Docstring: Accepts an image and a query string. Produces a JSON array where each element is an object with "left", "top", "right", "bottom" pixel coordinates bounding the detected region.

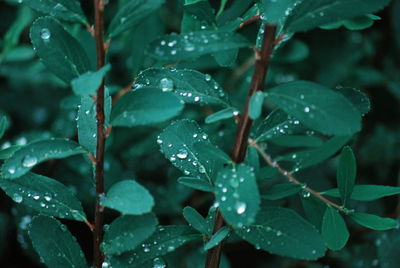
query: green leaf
[
  {"left": 336, "top": 87, "right": 371, "bottom": 116},
  {"left": 268, "top": 135, "right": 324, "bottom": 148},
  {"left": 260, "top": 0, "right": 295, "bottom": 23},
  {"left": 110, "top": 88, "right": 184, "bottom": 127},
  {"left": 337, "top": 146, "right": 356, "bottom": 206},
  {"left": 350, "top": 212, "right": 398, "bottom": 231},
  {"left": 28, "top": 216, "right": 88, "bottom": 268},
  {"left": 236, "top": 206, "right": 326, "bottom": 260},
  {"left": 23, "top": 0, "right": 87, "bottom": 24},
  {"left": 266, "top": 81, "right": 361, "bottom": 135},
  {"left": 204, "top": 226, "right": 230, "bottom": 250},
  {"left": 0, "top": 116, "right": 8, "bottom": 140},
  {"left": 205, "top": 108, "right": 238, "bottom": 124},
  {"left": 193, "top": 142, "right": 232, "bottom": 165},
  {"left": 107, "top": 225, "right": 202, "bottom": 267},
  {"left": 102, "top": 213, "right": 158, "bottom": 255},
  {"left": 71, "top": 64, "right": 110, "bottom": 97},
  {"left": 321, "top": 206, "right": 349, "bottom": 250},
  {"left": 183, "top": 206, "right": 209, "bottom": 235},
  {"left": 262, "top": 183, "right": 302, "bottom": 200},
  {"left": 135, "top": 68, "right": 230, "bottom": 106},
  {"left": 101, "top": 180, "right": 154, "bottom": 215},
  {"left": 301, "top": 195, "right": 327, "bottom": 230},
  {"left": 1, "top": 138, "right": 86, "bottom": 179},
  {"left": 158, "top": 119, "right": 225, "bottom": 182},
  {"left": 323, "top": 185, "right": 400, "bottom": 201},
  {"left": 249, "top": 92, "right": 265, "bottom": 120},
  {"left": 257, "top": 166, "right": 278, "bottom": 180},
  {"left": 215, "top": 164, "right": 260, "bottom": 228},
  {"left": 213, "top": 49, "right": 239, "bottom": 67},
  {"left": 285, "top": 0, "right": 392, "bottom": 33},
  {"left": 278, "top": 136, "right": 351, "bottom": 171},
  {"left": 107, "top": 0, "right": 165, "bottom": 39},
  {"left": 177, "top": 177, "right": 214, "bottom": 192},
  {"left": 0, "top": 145, "right": 21, "bottom": 160},
  {"left": 77, "top": 97, "right": 97, "bottom": 155},
  {"left": 148, "top": 30, "right": 251, "bottom": 61},
  {"left": 0, "top": 173, "right": 87, "bottom": 221},
  {"left": 30, "top": 17, "right": 91, "bottom": 83}
]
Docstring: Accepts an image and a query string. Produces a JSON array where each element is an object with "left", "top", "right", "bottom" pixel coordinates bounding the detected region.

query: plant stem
[
  {"left": 93, "top": 0, "right": 106, "bottom": 267},
  {"left": 249, "top": 139, "right": 344, "bottom": 211},
  {"left": 205, "top": 24, "right": 277, "bottom": 268}
]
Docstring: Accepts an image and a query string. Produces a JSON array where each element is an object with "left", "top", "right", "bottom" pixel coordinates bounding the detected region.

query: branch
[
  {"left": 93, "top": 0, "right": 106, "bottom": 267},
  {"left": 205, "top": 24, "right": 277, "bottom": 268},
  {"left": 248, "top": 138, "right": 344, "bottom": 211}
]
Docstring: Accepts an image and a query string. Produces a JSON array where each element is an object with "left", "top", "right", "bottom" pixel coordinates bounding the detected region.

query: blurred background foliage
[{"left": 1, "top": 0, "right": 400, "bottom": 267}]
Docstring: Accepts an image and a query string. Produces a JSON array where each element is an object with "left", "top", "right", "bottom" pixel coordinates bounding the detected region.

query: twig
[
  {"left": 237, "top": 15, "right": 261, "bottom": 31},
  {"left": 93, "top": 0, "right": 107, "bottom": 267},
  {"left": 248, "top": 138, "right": 344, "bottom": 211},
  {"left": 205, "top": 24, "right": 277, "bottom": 268}
]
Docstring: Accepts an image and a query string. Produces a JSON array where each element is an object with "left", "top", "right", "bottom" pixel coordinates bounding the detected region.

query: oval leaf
[
  {"left": 337, "top": 146, "right": 356, "bottom": 206},
  {"left": 350, "top": 212, "right": 398, "bottom": 231},
  {"left": 323, "top": 185, "right": 400, "bottom": 201},
  {"left": 249, "top": 91, "right": 265, "bottom": 120},
  {"left": 183, "top": 206, "right": 209, "bottom": 235},
  {"left": 204, "top": 226, "right": 230, "bottom": 250},
  {"left": 1, "top": 138, "right": 86, "bottom": 179},
  {"left": 321, "top": 206, "right": 349, "bottom": 250}
]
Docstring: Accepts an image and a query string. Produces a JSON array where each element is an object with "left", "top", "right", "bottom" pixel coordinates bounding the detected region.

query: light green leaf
[
  {"left": 215, "top": 164, "right": 260, "bottom": 228},
  {"left": 262, "top": 183, "right": 302, "bottom": 200},
  {"left": 30, "top": 17, "right": 91, "bottom": 83},
  {"left": 205, "top": 108, "right": 237, "bottom": 124},
  {"left": 101, "top": 180, "right": 154, "bottom": 215},
  {"left": 102, "top": 213, "right": 158, "bottom": 255},
  {"left": 268, "top": 135, "right": 323, "bottom": 148},
  {"left": 77, "top": 97, "right": 96, "bottom": 155},
  {"left": 350, "top": 212, "right": 398, "bottom": 231},
  {"left": 110, "top": 88, "right": 184, "bottom": 127},
  {"left": 158, "top": 120, "right": 225, "bottom": 182},
  {"left": 260, "top": 0, "right": 295, "bottom": 23},
  {"left": 323, "top": 185, "right": 400, "bottom": 201},
  {"left": 1, "top": 138, "right": 86, "bottom": 179},
  {"left": 148, "top": 30, "right": 251, "bottom": 61},
  {"left": 0, "top": 173, "right": 87, "bottom": 221},
  {"left": 285, "top": 0, "right": 392, "bottom": 33},
  {"left": 71, "top": 64, "right": 110, "bottom": 97},
  {"left": 321, "top": 206, "right": 349, "bottom": 250},
  {"left": 266, "top": 81, "right": 361, "bottom": 135},
  {"left": 107, "top": 0, "right": 165, "bottom": 39},
  {"left": 204, "top": 226, "right": 230, "bottom": 250},
  {"left": 23, "top": 0, "right": 87, "bottom": 24},
  {"left": 183, "top": 206, "right": 209, "bottom": 235},
  {"left": 135, "top": 68, "right": 230, "bottom": 106},
  {"left": 177, "top": 177, "right": 214, "bottom": 192},
  {"left": 107, "top": 225, "right": 202, "bottom": 267},
  {"left": 236, "top": 206, "right": 326, "bottom": 260},
  {"left": 337, "top": 146, "right": 356, "bottom": 206},
  {"left": 249, "top": 92, "right": 265, "bottom": 120},
  {"left": 28, "top": 216, "right": 88, "bottom": 268}
]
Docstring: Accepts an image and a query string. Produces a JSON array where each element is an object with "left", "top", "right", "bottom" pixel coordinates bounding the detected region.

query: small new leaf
[
  {"left": 337, "top": 146, "right": 357, "bottom": 206},
  {"left": 183, "top": 206, "right": 209, "bottom": 235},
  {"left": 204, "top": 226, "right": 230, "bottom": 250}
]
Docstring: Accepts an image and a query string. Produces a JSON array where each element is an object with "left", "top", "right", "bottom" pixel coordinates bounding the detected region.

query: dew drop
[
  {"left": 301, "top": 190, "right": 311, "bottom": 198},
  {"left": 22, "top": 155, "right": 38, "bottom": 168},
  {"left": 8, "top": 166, "right": 16, "bottom": 174},
  {"left": 177, "top": 149, "right": 188, "bottom": 159},
  {"left": 205, "top": 74, "right": 212, "bottom": 81},
  {"left": 40, "top": 28, "right": 51, "bottom": 40},
  {"left": 235, "top": 202, "right": 247, "bottom": 214},
  {"left": 198, "top": 166, "right": 206, "bottom": 174},
  {"left": 194, "top": 96, "right": 200, "bottom": 102},
  {"left": 153, "top": 257, "right": 166, "bottom": 268},
  {"left": 159, "top": 78, "right": 174, "bottom": 92},
  {"left": 12, "top": 193, "right": 23, "bottom": 203},
  {"left": 101, "top": 261, "right": 110, "bottom": 268},
  {"left": 304, "top": 107, "right": 310, "bottom": 113}
]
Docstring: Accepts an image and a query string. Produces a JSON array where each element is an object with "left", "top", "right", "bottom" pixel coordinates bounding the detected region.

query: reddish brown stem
[
  {"left": 93, "top": 0, "right": 106, "bottom": 267},
  {"left": 237, "top": 15, "right": 261, "bottom": 30},
  {"left": 205, "top": 24, "right": 277, "bottom": 268}
]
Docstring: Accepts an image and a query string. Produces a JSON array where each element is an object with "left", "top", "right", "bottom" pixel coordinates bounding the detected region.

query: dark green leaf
[
  {"left": 0, "top": 145, "right": 21, "bottom": 160},
  {"left": 107, "top": 0, "right": 165, "bottom": 39},
  {"left": 193, "top": 142, "right": 232, "bottom": 165},
  {"left": 262, "top": 183, "right": 302, "bottom": 200},
  {"left": 183, "top": 206, "right": 209, "bottom": 235},
  {"left": 285, "top": 0, "right": 392, "bottom": 33},
  {"left": 0, "top": 116, "right": 8, "bottom": 140},
  {"left": 28, "top": 216, "right": 87, "bottom": 268},
  {"left": 102, "top": 213, "right": 158, "bottom": 255},
  {"left": 321, "top": 206, "right": 349, "bottom": 250},
  {"left": 260, "top": 0, "right": 295, "bottom": 23},
  {"left": 213, "top": 49, "right": 238, "bottom": 67},
  {"left": 77, "top": 97, "right": 96, "bottom": 155},
  {"left": 107, "top": 225, "right": 202, "bottom": 267},
  {"left": 23, "top": 0, "right": 87, "bottom": 24},
  {"left": 0, "top": 173, "right": 87, "bottom": 221},
  {"left": 268, "top": 135, "right": 324, "bottom": 148},
  {"left": 1, "top": 138, "right": 86, "bottom": 179},
  {"left": 336, "top": 87, "right": 371, "bottom": 116},
  {"left": 110, "top": 88, "right": 184, "bottom": 127},
  {"left": 337, "top": 146, "right": 356, "bottom": 206},
  {"left": 257, "top": 166, "right": 278, "bottom": 180},
  {"left": 350, "top": 212, "right": 398, "bottom": 231},
  {"left": 236, "top": 206, "right": 326, "bottom": 260},
  {"left": 205, "top": 108, "right": 238, "bottom": 124},
  {"left": 301, "top": 195, "right": 327, "bottom": 230},
  {"left": 177, "top": 177, "right": 214, "bottom": 192},
  {"left": 101, "top": 180, "right": 154, "bottom": 215},
  {"left": 215, "top": 164, "right": 260, "bottom": 228},
  {"left": 148, "top": 30, "right": 251, "bottom": 61},
  {"left": 323, "top": 185, "right": 400, "bottom": 201},
  {"left": 135, "top": 68, "right": 230, "bottom": 106},
  {"left": 204, "top": 226, "right": 230, "bottom": 250},
  {"left": 249, "top": 92, "right": 264, "bottom": 120},
  {"left": 266, "top": 81, "right": 361, "bottom": 135},
  {"left": 71, "top": 64, "right": 110, "bottom": 97},
  {"left": 30, "top": 17, "right": 91, "bottom": 83}
]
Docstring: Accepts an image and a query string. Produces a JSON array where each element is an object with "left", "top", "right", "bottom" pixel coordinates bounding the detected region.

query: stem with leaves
[
  {"left": 93, "top": 0, "right": 106, "bottom": 267},
  {"left": 205, "top": 24, "right": 277, "bottom": 268}
]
